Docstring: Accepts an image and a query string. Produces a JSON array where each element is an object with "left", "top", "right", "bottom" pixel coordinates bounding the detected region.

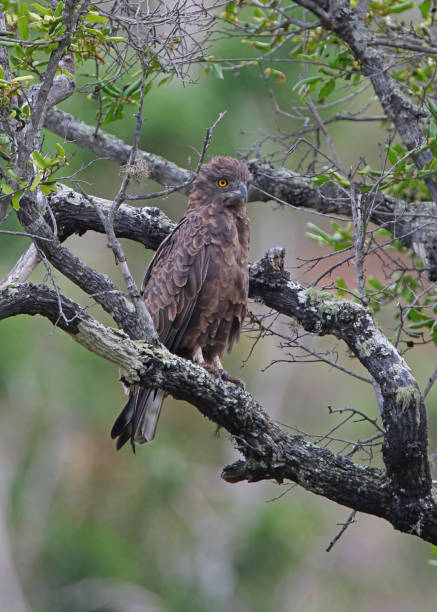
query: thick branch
[
  {"left": 44, "top": 186, "right": 436, "bottom": 502},
  {"left": 294, "top": 0, "right": 437, "bottom": 202},
  {"left": 44, "top": 110, "right": 437, "bottom": 279},
  {"left": 249, "top": 248, "right": 431, "bottom": 507},
  {"left": 44, "top": 107, "right": 191, "bottom": 189},
  {"left": 1, "top": 281, "right": 436, "bottom": 544},
  {"left": 49, "top": 184, "right": 176, "bottom": 246},
  {"left": 9, "top": 186, "right": 434, "bottom": 516},
  {"left": 17, "top": 193, "right": 147, "bottom": 340}
]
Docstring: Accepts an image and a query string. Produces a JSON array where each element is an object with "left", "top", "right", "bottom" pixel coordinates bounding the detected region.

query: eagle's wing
[
  {"left": 142, "top": 214, "right": 211, "bottom": 351},
  {"left": 111, "top": 214, "right": 210, "bottom": 449}
]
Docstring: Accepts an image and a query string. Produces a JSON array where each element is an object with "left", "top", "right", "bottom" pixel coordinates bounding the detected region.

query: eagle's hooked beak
[{"left": 224, "top": 182, "right": 248, "bottom": 206}]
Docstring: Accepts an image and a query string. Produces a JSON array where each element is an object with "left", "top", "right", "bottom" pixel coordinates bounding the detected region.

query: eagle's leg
[
  {"left": 204, "top": 356, "right": 246, "bottom": 390},
  {"left": 192, "top": 346, "right": 205, "bottom": 365}
]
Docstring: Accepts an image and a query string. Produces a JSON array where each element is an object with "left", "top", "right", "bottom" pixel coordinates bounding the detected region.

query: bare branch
[
  {"left": 2, "top": 281, "right": 437, "bottom": 545},
  {"left": 0, "top": 244, "right": 40, "bottom": 289},
  {"left": 43, "top": 109, "right": 437, "bottom": 279},
  {"left": 326, "top": 510, "right": 357, "bottom": 552}
]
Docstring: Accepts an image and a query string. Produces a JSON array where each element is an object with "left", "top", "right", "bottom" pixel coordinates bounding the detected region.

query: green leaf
[
  {"left": 21, "top": 103, "right": 30, "bottom": 118},
  {"left": 11, "top": 189, "right": 23, "bottom": 210},
  {"left": 310, "top": 174, "right": 329, "bottom": 185},
  {"left": 1, "top": 183, "right": 13, "bottom": 195},
  {"left": 409, "top": 318, "right": 435, "bottom": 329},
  {"left": 408, "top": 308, "right": 426, "bottom": 323},
  {"left": 12, "top": 75, "right": 34, "bottom": 84},
  {"left": 387, "top": 147, "right": 398, "bottom": 165},
  {"left": 387, "top": 1, "right": 414, "bottom": 13},
  {"left": 331, "top": 171, "right": 351, "bottom": 187},
  {"left": 18, "top": 14, "right": 29, "bottom": 40},
  {"left": 292, "top": 75, "right": 321, "bottom": 90},
  {"left": 124, "top": 76, "right": 143, "bottom": 97},
  {"left": 55, "top": 142, "right": 65, "bottom": 158},
  {"left": 367, "top": 276, "right": 385, "bottom": 291},
  {"left": 158, "top": 76, "right": 171, "bottom": 88},
  {"left": 428, "top": 120, "right": 437, "bottom": 140},
  {"left": 251, "top": 41, "right": 271, "bottom": 51},
  {"left": 85, "top": 11, "right": 107, "bottom": 24},
  {"left": 31, "top": 3, "right": 51, "bottom": 15},
  {"left": 318, "top": 79, "right": 335, "bottom": 100},
  {"left": 40, "top": 182, "right": 57, "bottom": 195},
  {"left": 306, "top": 222, "right": 331, "bottom": 241},
  {"left": 102, "top": 82, "right": 121, "bottom": 98},
  {"left": 335, "top": 278, "right": 347, "bottom": 296},
  {"left": 427, "top": 99, "right": 437, "bottom": 121},
  {"left": 328, "top": 45, "right": 340, "bottom": 67},
  {"left": 419, "top": 0, "right": 431, "bottom": 18},
  {"left": 30, "top": 172, "right": 43, "bottom": 191},
  {"left": 211, "top": 63, "right": 224, "bottom": 79},
  {"left": 54, "top": 1, "right": 64, "bottom": 18},
  {"left": 254, "top": 7, "right": 266, "bottom": 18},
  {"left": 31, "top": 150, "right": 47, "bottom": 170}
]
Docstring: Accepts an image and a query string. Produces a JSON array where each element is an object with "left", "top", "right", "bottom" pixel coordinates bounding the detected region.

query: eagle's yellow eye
[{"left": 217, "top": 178, "right": 228, "bottom": 187}]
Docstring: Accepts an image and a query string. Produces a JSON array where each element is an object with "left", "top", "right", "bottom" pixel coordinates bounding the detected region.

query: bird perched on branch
[{"left": 111, "top": 156, "right": 251, "bottom": 449}]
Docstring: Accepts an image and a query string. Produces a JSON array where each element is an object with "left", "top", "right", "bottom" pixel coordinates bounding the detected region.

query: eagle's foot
[
  {"left": 204, "top": 363, "right": 246, "bottom": 390},
  {"left": 219, "top": 369, "right": 247, "bottom": 390}
]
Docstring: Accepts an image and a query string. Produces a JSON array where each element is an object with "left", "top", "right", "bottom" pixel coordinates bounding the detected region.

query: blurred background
[{"left": 1, "top": 27, "right": 437, "bottom": 612}]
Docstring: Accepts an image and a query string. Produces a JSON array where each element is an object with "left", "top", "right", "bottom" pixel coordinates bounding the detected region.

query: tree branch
[
  {"left": 43, "top": 109, "right": 437, "bottom": 279},
  {"left": 1, "top": 281, "right": 436, "bottom": 544},
  {"left": 16, "top": 193, "right": 147, "bottom": 340},
  {"left": 249, "top": 248, "right": 431, "bottom": 505},
  {"left": 41, "top": 185, "right": 436, "bottom": 503},
  {"left": 44, "top": 107, "right": 191, "bottom": 189},
  {"left": 7, "top": 186, "right": 433, "bottom": 517},
  {"left": 293, "top": 0, "right": 437, "bottom": 202}
]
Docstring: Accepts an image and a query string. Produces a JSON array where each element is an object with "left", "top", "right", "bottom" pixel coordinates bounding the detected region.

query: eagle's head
[{"left": 189, "top": 156, "right": 251, "bottom": 211}]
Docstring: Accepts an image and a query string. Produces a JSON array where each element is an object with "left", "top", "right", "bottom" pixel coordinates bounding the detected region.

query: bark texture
[{"left": 1, "top": 281, "right": 436, "bottom": 544}]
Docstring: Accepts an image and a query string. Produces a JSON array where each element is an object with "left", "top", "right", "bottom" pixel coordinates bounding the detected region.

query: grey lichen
[
  {"left": 74, "top": 320, "right": 143, "bottom": 383},
  {"left": 4, "top": 286, "right": 19, "bottom": 299},
  {"left": 396, "top": 385, "right": 421, "bottom": 416}
]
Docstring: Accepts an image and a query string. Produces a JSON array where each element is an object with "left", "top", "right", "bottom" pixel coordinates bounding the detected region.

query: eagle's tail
[{"left": 111, "top": 386, "right": 165, "bottom": 450}]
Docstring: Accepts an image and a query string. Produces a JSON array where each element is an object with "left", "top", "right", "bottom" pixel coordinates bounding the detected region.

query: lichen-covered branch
[
  {"left": 43, "top": 110, "right": 437, "bottom": 279},
  {"left": 12, "top": 186, "right": 434, "bottom": 521},
  {"left": 49, "top": 184, "right": 176, "bottom": 246},
  {"left": 44, "top": 187, "right": 435, "bottom": 504},
  {"left": 293, "top": 0, "right": 437, "bottom": 203},
  {"left": 1, "top": 281, "right": 436, "bottom": 544},
  {"left": 17, "top": 193, "right": 147, "bottom": 340},
  {"left": 249, "top": 249, "right": 432, "bottom": 512},
  {"left": 44, "top": 107, "right": 191, "bottom": 189}
]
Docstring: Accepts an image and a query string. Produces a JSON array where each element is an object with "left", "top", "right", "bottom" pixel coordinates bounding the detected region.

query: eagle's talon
[{"left": 207, "top": 365, "right": 246, "bottom": 390}]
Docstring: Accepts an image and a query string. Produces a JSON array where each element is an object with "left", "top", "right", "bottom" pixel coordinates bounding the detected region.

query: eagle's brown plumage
[{"left": 111, "top": 156, "right": 251, "bottom": 449}]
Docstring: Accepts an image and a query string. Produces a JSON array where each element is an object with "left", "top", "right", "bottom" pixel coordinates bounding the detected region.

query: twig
[
  {"left": 422, "top": 366, "right": 437, "bottom": 400},
  {"left": 328, "top": 406, "right": 385, "bottom": 434},
  {"left": 0, "top": 230, "right": 53, "bottom": 241},
  {"left": 326, "top": 510, "right": 357, "bottom": 552},
  {"left": 125, "top": 110, "right": 227, "bottom": 201},
  {"left": 350, "top": 187, "right": 368, "bottom": 305}
]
